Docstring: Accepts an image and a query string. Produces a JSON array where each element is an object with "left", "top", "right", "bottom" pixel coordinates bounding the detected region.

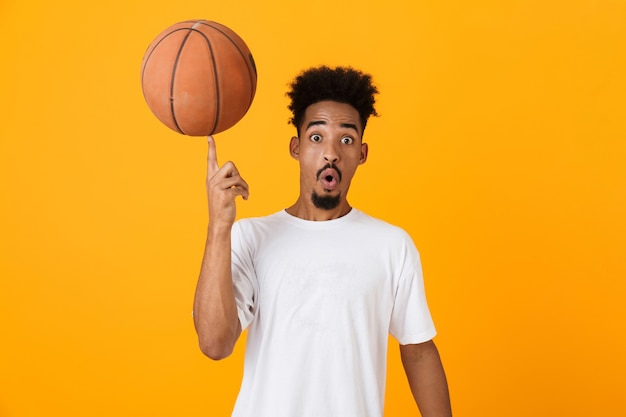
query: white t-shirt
[{"left": 230, "top": 209, "right": 436, "bottom": 417}]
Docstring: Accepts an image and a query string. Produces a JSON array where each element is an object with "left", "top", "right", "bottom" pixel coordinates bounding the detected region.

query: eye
[
  {"left": 310, "top": 134, "right": 322, "bottom": 143},
  {"left": 341, "top": 136, "right": 354, "bottom": 145}
]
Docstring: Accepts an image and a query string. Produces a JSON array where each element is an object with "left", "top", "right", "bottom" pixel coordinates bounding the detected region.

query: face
[{"left": 290, "top": 101, "right": 368, "bottom": 212}]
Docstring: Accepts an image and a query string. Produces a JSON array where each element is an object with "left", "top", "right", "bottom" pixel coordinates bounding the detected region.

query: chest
[{"left": 252, "top": 233, "right": 397, "bottom": 322}]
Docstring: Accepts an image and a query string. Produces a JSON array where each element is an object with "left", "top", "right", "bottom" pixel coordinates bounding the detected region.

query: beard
[{"left": 311, "top": 191, "right": 341, "bottom": 210}]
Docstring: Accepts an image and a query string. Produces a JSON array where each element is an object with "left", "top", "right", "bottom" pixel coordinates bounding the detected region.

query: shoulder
[
  {"left": 236, "top": 210, "right": 284, "bottom": 225},
  {"left": 351, "top": 210, "right": 422, "bottom": 263},
  {"left": 232, "top": 211, "right": 289, "bottom": 239},
  {"left": 351, "top": 209, "right": 414, "bottom": 242}
]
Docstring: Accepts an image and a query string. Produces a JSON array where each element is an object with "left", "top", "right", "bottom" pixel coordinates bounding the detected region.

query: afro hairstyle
[{"left": 286, "top": 66, "right": 379, "bottom": 135}]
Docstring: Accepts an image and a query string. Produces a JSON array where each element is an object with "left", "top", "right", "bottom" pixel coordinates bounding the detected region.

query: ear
[
  {"left": 359, "top": 142, "right": 368, "bottom": 164},
  {"left": 289, "top": 136, "right": 300, "bottom": 160}
]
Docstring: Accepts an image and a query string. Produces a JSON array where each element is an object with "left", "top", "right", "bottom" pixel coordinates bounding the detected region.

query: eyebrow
[{"left": 305, "top": 120, "right": 360, "bottom": 133}]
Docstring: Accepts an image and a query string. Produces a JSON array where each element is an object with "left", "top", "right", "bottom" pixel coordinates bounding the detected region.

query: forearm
[
  {"left": 400, "top": 341, "right": 452, "bottom": 417},
  {"left": 193, "top": 223, "right": 241, "bottom": 360}
]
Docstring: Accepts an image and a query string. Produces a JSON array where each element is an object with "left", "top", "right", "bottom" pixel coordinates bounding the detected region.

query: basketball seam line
[
  {"left": 189, "top": 26, "right": 220, "bottom": 135},
  {"left": 169, "top": 28, "right": 198, "bottom": 135},
  {"left": 200, "top": 21, "right": 256, "bottom": 110}
]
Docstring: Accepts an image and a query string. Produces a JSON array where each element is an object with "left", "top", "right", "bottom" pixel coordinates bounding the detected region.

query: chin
[{"left": 311, "top": 191, "right": 341, "bottom": 210}]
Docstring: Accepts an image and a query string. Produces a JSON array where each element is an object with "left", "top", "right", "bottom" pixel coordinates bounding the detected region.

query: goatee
[{"left": 311, "top": 191, "right": 341, "bottom": 210}]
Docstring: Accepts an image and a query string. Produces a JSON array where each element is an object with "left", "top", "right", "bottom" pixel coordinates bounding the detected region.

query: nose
[{"left": 323, "top": 141, "right": 339, "bottom": 164}]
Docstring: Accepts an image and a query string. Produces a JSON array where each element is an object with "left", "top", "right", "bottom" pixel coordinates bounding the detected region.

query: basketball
[{"left": 141, "top": 20, "right": 257, "bottom": 136}]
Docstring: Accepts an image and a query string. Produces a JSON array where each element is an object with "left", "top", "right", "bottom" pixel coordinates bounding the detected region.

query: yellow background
[{"left": 1, "top": 0, "right": 625, "bottom": 416}]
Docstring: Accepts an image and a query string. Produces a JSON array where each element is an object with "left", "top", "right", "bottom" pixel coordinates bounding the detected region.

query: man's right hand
[
  {"left": 206, "top": 135, "right": 249, "bottom": 228},
  {"left": 194, "top": 135, "right": 247, "bottom": 360}
]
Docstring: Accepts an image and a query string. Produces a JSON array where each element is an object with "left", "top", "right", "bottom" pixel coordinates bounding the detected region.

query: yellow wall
[{"left": 1, "top": 0, "right": 625, "bottom": 416}]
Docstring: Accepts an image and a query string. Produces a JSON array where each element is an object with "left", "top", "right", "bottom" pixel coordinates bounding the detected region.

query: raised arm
[
  {"left": 193, "top": 135, "right": 249, "bottom": 360},
  {"left": 400, "top": 340, "right": 452, "bottom": 417}
]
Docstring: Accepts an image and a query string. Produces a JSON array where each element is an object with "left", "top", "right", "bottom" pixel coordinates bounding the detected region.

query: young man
[{"left": 193, "top": 66, "right": 452, "bottom": 417}]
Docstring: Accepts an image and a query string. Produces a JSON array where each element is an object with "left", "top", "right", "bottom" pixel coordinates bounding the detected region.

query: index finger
[{"left": 207, "top": 135, "right": 220, "bottom": 175}]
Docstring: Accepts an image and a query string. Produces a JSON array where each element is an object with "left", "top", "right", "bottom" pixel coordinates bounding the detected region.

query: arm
[
  {"left": 400, "top": 340, "right": 452, "bottom": 417},
  {"left": 193, "top": 136, "right": 249, "bottom": 360}
]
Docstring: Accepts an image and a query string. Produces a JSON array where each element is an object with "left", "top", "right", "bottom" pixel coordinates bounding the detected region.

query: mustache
[{"left": 316, "top": 163, "right": 342, "bottom": 181}]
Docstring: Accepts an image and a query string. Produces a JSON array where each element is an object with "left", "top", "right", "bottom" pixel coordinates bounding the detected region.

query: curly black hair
[{"left": 286, "top": 66, "right": 379, "bottom": 135}]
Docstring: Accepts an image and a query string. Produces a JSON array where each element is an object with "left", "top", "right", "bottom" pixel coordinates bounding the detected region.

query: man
[{"left": 193, "top": 66, "right": 452, "bottom": 417}]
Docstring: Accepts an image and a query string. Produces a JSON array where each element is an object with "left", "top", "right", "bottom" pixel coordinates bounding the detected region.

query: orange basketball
[{"left": 141, "top": 20, "right": 257, "bottom": 136}]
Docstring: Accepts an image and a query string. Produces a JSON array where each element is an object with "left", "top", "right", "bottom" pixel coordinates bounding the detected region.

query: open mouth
[{"left": 319, "top": 168, "right": 339, "bottom": 191}]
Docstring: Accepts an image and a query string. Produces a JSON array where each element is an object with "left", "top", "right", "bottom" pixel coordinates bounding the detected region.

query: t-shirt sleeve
[
  {"left": 389, "top": 235, "right": 437, "bottom": 345},
  {"left": 231, "top": 221, "right": 258, "bottom": 331}
]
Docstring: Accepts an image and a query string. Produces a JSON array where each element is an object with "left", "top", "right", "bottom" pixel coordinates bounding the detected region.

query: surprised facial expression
[{"left": 290, "top": 101, "right": 368, "bottom": 210}]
